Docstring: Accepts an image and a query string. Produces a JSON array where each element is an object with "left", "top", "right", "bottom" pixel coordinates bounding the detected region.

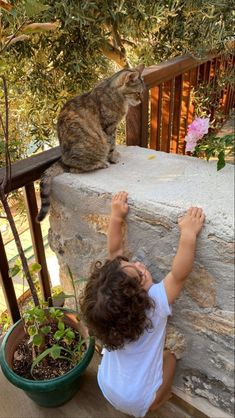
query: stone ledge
[{"left": 51, "top": 145, "right": 234, "bottom": 241}]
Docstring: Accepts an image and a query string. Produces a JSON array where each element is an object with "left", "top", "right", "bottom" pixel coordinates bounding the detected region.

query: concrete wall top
[{"left": 52, "top": 145, "right": 234, "bottom": 241}]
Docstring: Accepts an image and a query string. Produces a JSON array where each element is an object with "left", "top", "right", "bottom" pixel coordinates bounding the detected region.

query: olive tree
[{"left": 0, "top": 0, "right": 233, "bottom": 161}]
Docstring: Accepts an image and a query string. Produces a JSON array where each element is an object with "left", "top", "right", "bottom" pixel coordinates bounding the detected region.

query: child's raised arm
[
  {"left": 108, "top": 191, "right": 129, "bottom": 260},
  {"left": 163, "top": 207, "right": 205, "bottom": 305}
]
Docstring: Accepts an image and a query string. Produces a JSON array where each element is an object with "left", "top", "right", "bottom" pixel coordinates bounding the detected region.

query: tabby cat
[{"left": 36, "top": 64, "right": 145, "bottom": 222}]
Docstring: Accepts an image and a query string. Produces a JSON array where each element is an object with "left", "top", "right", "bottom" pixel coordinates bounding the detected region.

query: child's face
[{"left": 120, "top": 260, "right": 153, "bottom": 291}]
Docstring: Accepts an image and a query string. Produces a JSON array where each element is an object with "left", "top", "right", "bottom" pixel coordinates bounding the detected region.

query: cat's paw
[
  {"left": 69, "top": 167, "right": 81, "bottom": 174},
  {"left": 101, "top": 162, "right": 110, "bottom": 169},
  {"left": 108, "top": 150, "right": 120, "bottom": 164}
]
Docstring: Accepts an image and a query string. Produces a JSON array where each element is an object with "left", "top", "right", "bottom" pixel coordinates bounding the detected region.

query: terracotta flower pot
[{"left": 0, "top": 309, "right": 95, "bottom": 407}]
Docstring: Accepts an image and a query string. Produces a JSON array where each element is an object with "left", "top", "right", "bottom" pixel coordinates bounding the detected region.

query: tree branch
[
  {"left": 0, "top": 19, "right": 28, "bottom": 54},
  {"left": 100, "top": 40, "right": 130, "bottom": 68}
]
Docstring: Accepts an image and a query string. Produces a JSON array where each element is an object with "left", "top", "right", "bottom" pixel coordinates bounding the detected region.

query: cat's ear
[
  {"left": 120, "top": 65, "right": 145, "bottom": 85},
  {"left": 134, "top": 64, "right": 145, "bottom": 75}
]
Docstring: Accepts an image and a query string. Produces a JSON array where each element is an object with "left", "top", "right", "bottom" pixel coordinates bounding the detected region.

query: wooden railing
[
  {"left": 0, "top": 147, "right": 61, "bottom": 322},
  {"left": 126, "top": 53, "right": 234, "bottom": 152},
  {"left": 0, "top": 53, "right": 234, "bottom": 324}
]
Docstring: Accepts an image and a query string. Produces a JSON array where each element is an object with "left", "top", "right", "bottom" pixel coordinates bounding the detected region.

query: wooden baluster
[
  {"left": 150, "top": 87, "right": 158, "bottom": 150},
  {"left": 168, "top": 79, "right": 175, "bottom": 153},
  {"left": 212, "top": 57, "right": 218, "bottom": 89},
  {"left": 220, "top": 56, "right": 229, "bottom": 121},
  {"left": 161, "top": 80, "right": 172, "bottom": 152},
  {"left": 225, "top": 56, "right": 233, "bottom": 117},
  {"left": 157, "top": 85, "right": 163, "bottom": 150},
  {"left": 228, "top": 55, "right": 234, "bottom": 113},
  {"left": 178, "top": 72, "right": 191, "bottom": 154},
  {"left": 201, "top": 62, "right": 207, "bottom": 82},
  {"left": 187, "top": 67, "right": 200, "bottom": 126},
  {"left": 171, "top": 75, "right": 183, "bottom": 153},
  {"left": 126, "top": 89, "right": 149, "bottom": 148},
  {"left": 0, "top": 232, "right": 20, "bottom": 323},
  {"left": 186, "top": 67, "right": 199, "bottom": 131},
  {"left": 211, "top": 58, "right": 219, "bottom": 121},
  {"left": 205, "top": 60, "right": 212, "bottom": 84},
  {"left": 24, "top": 182, "right": 52, "bottom": 303},
  {"left": 150, "top": 84, "right": 163, "bottom": 151},
  {"left": 228, "top": 88, "right": 234, "bottom": 115},
  {"left": 126, "top": 104, "right": 142, "bottom": 146},
  {"left": 225, "top": 85, "right": 232, "bottom": 118},
  {"left": 140, "top": 90, "right": 149, "bottom": 148}
]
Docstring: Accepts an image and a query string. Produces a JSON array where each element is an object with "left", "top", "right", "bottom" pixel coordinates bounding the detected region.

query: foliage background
[{"left": 0, "top": 0, "right": 234, "bottom": 165}]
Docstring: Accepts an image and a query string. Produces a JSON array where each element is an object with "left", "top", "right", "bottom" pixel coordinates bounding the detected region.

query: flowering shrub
[
  {"left": 185, "top": 117, "right": 234, "bottom": 170},
  {"left": 185, "top": 118, "right": 210, "bottom": 152}
]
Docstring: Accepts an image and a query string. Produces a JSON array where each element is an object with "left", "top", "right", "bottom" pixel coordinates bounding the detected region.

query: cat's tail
[{"left": 36, "top": 160, "right": 65, "bottom": 222}]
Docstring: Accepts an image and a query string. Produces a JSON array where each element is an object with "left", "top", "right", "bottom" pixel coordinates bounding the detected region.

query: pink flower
[{"left": 185, "top": 117, "right": 210, "bottom": 152}]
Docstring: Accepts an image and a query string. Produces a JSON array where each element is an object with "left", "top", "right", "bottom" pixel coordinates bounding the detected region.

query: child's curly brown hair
[{"left": 80, "top": 256, "right": 155, "bottom": 350}]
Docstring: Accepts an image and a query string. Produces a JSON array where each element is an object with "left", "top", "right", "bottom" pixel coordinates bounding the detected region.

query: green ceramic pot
[{"left": 0, "top": 309, "right": 95, "bottom": 407}]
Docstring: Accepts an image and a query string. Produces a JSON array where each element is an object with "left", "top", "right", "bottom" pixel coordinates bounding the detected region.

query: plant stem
[{"left": 67, "top": 266, "right": 79, "bottom": 313}]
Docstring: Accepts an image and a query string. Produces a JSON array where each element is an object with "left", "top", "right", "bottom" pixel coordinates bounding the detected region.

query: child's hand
[
  {"left": 111, "top": 191, "right": 129, "bottom": 220},
  {"left": 178, "top": 207, "right": 205, "bottom": 237}
]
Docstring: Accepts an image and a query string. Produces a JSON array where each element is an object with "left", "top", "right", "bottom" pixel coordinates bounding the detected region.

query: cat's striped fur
[{"left": 36, "top": 64, "right": 145, "bottom": 222}]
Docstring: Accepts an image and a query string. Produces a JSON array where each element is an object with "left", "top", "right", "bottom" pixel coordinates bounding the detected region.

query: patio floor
[
  {"left": 0, "top": 350, "right": 189, "bottom": 418},
  {"left": 1, "top": 348, "right": 233, "bottom": 418}
]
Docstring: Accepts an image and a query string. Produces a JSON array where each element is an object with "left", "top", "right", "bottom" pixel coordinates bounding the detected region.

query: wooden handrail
[
  {"left": 126, "top": 53, "right": 234, "bottom": 149},
  {"left": 0, "top": 146, "right": 61, "bottom": 193},
  {"left": 142, "top": 53, "right": 217, "bottom": 88},
  {"left": 0, "top": 147, "right": 61, "bottom": 321}
]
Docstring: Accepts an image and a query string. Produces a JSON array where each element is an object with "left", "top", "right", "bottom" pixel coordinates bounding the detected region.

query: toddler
[{"left": 80, "top": 191, "right": 205, "bottom": 417}]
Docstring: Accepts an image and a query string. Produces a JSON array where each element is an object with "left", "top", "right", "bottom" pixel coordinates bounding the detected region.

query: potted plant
[
  {"left": 0, "top": 76, "right": 95, "bottom": 406},
  {"left": 0, "top": 305, "right": 95, "bottom": 407}
]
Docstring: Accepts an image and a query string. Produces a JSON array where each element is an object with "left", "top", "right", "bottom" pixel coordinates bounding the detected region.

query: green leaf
[
  {"left": 217, "top": 151, "right": 225, "bottom": 171},
  {"left": 9, "top": 265, "right": 21, "bottom": 277},
  {"left": 30, "top": 262, "right": 41, "bottom": 273},
  {"left": 53, "top": 293, "right": 75, "bottom": 299},
  {"left": 27, "top": 325, "right": 37, "bottom": 336},
  {"left": 65, "top": 329, "right": 75, "bottom": 341},
  {"left": 30, "top": 346, "right": 59, "bottom": 375},
  {"left": 32, "top": 333, "right": 43, "bottom": 346},
  {"left": 54, "top": 330, "right": 64, "bottom": 340},
  {"left": 23, "top": 0, "right": 49, "bottom": 18},
  {"left": 58, "top": 320, "right": 65, "bottom": 331},
  {"left": 0, "top": 58, "right": 7, "bottom": 70},
  {"left": 50, "top": 345, "right": 61, "bottom": 359},
  {"left": 49, "top": 307, "right": 64, "bottom": 320},
  {"left": 41, "top": 326, "right": 51, "bottom": 334}
]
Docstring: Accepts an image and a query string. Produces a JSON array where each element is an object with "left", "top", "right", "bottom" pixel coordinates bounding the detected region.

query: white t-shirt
[{"left": 97, "top": 280, "right": 172, "bottom": 417}]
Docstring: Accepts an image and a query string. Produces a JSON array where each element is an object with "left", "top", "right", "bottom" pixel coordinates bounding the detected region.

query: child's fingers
[
  {"left": 190, "top": 207, "right": 199, "bottom": 217},
  {"left": 116, "top": 191, "right": 128, "bottom": 201},
  {"left": 188, "top": 207, "right": 203, "bottom": 217},
  {"left": 195, "top": 208, "right": 203, "bottom": 218},
  {"left": 200, "top": 212, "right": 205, "bottom": 222},
  {"left": 187, "top": 207, "right": 193, "bottom": 216},
  {"left": 113, "top": 191, "right": 123, "bottom": 200}
]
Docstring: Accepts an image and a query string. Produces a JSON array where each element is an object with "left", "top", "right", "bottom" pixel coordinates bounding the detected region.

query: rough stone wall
[{"left": 48, "top": 146, "right": 234, "bottom": 415}]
